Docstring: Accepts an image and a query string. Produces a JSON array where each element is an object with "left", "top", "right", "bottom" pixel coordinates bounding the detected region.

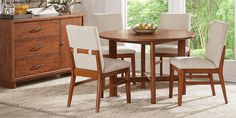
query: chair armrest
[
  {"left": 70, "top": 47, "right": 99, "bottom": 55},
  {"left": 69, "top": 47, "right": 102, "bottom": 74}
]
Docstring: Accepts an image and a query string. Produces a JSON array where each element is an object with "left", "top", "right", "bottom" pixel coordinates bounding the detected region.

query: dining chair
[
  {"left": 93, "top": 13, "right": 136, "bottom": 80},
  {"left": 156, "top": 13, "right": 191, "bottom": 76},
  {"left": 169, "top": 20, "right": 229, "bottom": 106},
  {"left": 66, "top": 25, "right": 131, "bottom": 113}
]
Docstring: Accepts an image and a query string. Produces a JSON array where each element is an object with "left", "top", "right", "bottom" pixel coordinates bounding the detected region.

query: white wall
[
  {"left": 72, "top": 0, "right": 96, "bottom": 25},
  {"left": 94, "top": 0, "right": 106, "bottom": 12},
  {"left": 0, "top": 0, "right": 2, "bottom": 13},
  {"left": 105, "top": 0, "right": 122, "bottom": 13},
  {"left": 168, "top": 0, "right": 185, "bottom": 13}
]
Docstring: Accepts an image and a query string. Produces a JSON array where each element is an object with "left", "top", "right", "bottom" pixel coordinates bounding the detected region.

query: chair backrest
[
  {"left": 160, "top": 13, "right": 191, "bottom": 46},
  {"left": 66, "top": 25, "right": 104, "bottom": 71},
  {"left": 205, "top": 20, "right": 229, "bottom": 67},
  {"left": 93, "top": 13, "right": 124, "bottom": 46}
]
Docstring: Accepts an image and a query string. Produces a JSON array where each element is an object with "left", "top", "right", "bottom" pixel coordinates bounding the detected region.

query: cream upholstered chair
[
  {"left": 93, "top": 13, "right": 136, "bottom": 79},
  {"left": 169, "top": 20, "right": 229, "bottom": 106},
  {"left": 66, "top": 25, "right": 131, "bottom": 113},
  {"left": 156, "top": 13, "right": 191, "bottom": 76}
]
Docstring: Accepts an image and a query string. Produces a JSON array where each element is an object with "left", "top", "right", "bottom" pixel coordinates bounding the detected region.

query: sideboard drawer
[
  {"left": 15, "top": 53, "right": 60, "bottom": 77},
  {"left": 14, "top": 20, "right": 60, "bottom": 40},
  {"left": 14, "top": 36, "right": 60, "bottom": 58}
]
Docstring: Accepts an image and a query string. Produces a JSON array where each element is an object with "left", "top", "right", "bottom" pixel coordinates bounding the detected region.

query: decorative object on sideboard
[
  {"left": 27, "top": 6, "right": 59, "bottom": 16},
  {"left": 8, "top": 0, "right": 15, "bottom": 15},
  {"left": 1, "top": 0, "right": 9, "bottom": 15},
  {"left": 1, "top": 0, "right": 15, "bottom": 15},
  {"left": 45, "top": 0, "right": 83, "bottom": 13},
  {"left": 0, "top": 0, "right": 33, "bottom": 19}
]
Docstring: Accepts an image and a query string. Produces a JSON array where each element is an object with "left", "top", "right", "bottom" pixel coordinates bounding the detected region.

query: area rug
[{"left": 0, "top": 76, "right": 236, "bottom": 118}]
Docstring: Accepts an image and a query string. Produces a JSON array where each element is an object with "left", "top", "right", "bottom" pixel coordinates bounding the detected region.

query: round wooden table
[{"left": 99, "top": 29, "right": 195, "bottom": 104}]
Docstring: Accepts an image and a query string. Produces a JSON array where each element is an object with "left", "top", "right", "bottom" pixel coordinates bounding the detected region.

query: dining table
[{"left": 99, "top": 29, "right": 195, "bottom": 104}]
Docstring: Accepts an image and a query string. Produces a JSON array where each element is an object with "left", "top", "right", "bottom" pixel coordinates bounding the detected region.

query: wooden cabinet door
[{"left": 60, "top": 17, "right": 83, "bottom": 69}]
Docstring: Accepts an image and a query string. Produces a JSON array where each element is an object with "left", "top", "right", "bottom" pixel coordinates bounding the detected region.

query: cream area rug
[{"left": 0, "top": 76, "right": 236, "bottom": 118}]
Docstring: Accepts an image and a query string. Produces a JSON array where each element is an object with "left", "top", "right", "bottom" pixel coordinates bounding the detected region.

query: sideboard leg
[{"left": 0, "top": 81, "right": 16, "bottom": 88}]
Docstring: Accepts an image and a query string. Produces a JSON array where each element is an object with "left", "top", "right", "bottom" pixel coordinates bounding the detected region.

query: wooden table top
[{"left": 99, "top": 29, "right": 195, "bottom": 44}]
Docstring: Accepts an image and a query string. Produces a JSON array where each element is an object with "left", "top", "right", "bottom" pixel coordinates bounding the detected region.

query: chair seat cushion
[
  {"left": 103, "top": 47, "right": 136, "bottom": 55},
  {"left": 155, "top": 44, "right": 189, "bottom": 54},
  {"left": 170, "top": 57, "right": 216, "bottom": 69},
  {"left": 103, "top": 58, "right": 131, "bottom": 73}
]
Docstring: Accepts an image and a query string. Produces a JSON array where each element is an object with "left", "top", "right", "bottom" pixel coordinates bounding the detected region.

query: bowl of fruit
[{"left": 131, "top": 23, "right": 157, "bottom": 34}]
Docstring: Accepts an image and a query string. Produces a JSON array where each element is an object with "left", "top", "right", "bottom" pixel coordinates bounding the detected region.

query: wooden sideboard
[{"left": 0, "top": 14, "right": 84, "bottom": 88}]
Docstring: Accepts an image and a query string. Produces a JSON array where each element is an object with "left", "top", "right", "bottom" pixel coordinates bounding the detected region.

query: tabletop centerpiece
[{"left": 131, "top": 23, "right": 157, "bottom": 34}]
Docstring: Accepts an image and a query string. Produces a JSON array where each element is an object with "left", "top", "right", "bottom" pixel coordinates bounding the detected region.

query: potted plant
[{"left": 47, "top": 0, "right": 83, "bottom": 13}]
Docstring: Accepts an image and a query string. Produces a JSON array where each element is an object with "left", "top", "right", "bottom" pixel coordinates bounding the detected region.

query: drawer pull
[
  {"left": 30, "top": 64, "right": 43, "bottom": 70},
  {"left": 30, "top": 28, "right": 42, "bottom": 33},
  {"left": 59, "top": 43, "right": 64, "bottom": 47},
  {"left": 30, "top": 46, "right": 43, "bottom": 51}
]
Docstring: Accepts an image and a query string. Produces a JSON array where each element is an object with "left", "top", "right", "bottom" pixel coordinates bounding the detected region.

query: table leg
[
  {"left": 141, "top": 44, "right": 146, "bottom": 88},
  {"left": 109, "top": 40, "right": 118, "bottom": 97},
  {"left": 150, "top": 42, "right": 156, "bottom": 104},
  {"left": 178, "top": 40, "right": 186, "bottom": 56},
  {"left": 178, "top": 40, "right": 187, "bottom": 96}
]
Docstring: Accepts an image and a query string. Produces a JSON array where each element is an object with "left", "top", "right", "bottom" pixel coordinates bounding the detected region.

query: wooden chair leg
[
  {"left": 121, "top": 58, "right": 125, "bottom": 78},
  {"left": 218, "top": 71, "right": 228, "bottom": 104},
  {"left": 67, "top": 74, "right": 76, "bottom": 107},
  {"left": 183, "top": 77, "right": 186, "bottom": 95},
  {"left": 208, "top": 73, "right": 216, "bottom": 96},
  {"left": 169, "top": 64, "right": 174, "bottom": 98},
  {"left": 183, "top": 72, "right": 187, "bottom": 95},
  {"left": 160, "top": 57, "right": 163, "bottom": 76},
  {"left": 131, "top": 54, "right": 136, "bottom": 85},
  {"left": 178, "top": 70, "right": 184, "bottom": 106},
  {"left": 96, "top": 77, "right": 103, "bottom": 113},
  {"left": 101, "top": 78, "right": 105, "bottom": 98},
  {"left": 125, "top": 69, "right": 131, "bottom": 103}
]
